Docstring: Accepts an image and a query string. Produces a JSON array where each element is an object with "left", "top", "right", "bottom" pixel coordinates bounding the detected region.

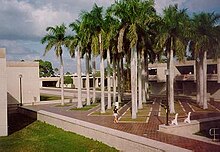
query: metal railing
[{"left": 209, "top": 128, "right": 220, "bottom": 142}]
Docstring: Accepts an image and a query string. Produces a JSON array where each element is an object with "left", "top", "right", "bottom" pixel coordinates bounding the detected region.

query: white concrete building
[
  {"left": 7, "top": 61, "right": 40, "bottom": 106},
  {"left": 0, "top": 48, "right": 40, "bottom": 136},
  {"left": 0, "top": 48, "right": 8, "bottom": 136}
]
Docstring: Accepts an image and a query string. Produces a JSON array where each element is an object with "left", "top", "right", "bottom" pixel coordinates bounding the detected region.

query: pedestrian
[{"left": 113, "top": 106, "right": 119, "bottom": 123}]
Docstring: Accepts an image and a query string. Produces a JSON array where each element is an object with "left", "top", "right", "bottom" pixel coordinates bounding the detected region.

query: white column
[{"left": 0, "top": 48, "right": 8, "bottom": 136}]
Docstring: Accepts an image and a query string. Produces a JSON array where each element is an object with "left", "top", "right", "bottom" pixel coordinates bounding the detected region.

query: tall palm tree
[
  {"left": 103, "top": 14, "right": 120, "bottom": 109},
  {"left": 41, "top": 24, "right": 68, "bottom": 106},
  {"left": 82, "top": 4, "right": 105, "bottom": 113},
  {"left": 89, "top": 4, "right": 105, "bottom": 113},
  {"left": 69, "top": 20, "right": 85, "bottom": 108},
  {"left": 156, "top": 5, "right": 189, "bottom": 113},
  {"left": 110, "top": 0, "right": 157, "bottom": 119},
  {"left": 190, "top": 12, "right": 220, "bottom": 109}
]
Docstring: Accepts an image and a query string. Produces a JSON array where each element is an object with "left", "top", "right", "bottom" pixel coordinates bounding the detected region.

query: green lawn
[
  {"left": 160, "top": 101, "right": 186, "bottom": 117},
  {"left": 40, "top": 94, "right": 71, "bottom": 101},
  {"left": 119, "top": 103, "right": 152, "bottom": 123},
  {"left": 40, "top": 94, "right": 61, "bottom": 101},
  {"left": 70, "top": 103, "right": 99, "bottom": 111},
  {"left": 0, "top": 121, "right": 118, "bottom": 152}
]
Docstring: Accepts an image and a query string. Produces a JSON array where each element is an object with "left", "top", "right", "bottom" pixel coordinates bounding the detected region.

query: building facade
[
  {"left": 0, "top": 48, "right": 40, "bottom": 136},
  {"left": 148, "top": 59, "right": 220, "bottom": 100}
]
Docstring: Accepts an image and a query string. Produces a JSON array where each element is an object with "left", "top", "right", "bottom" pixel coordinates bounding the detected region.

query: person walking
[{"left": 113, "top": 106, "right": 119, "bottom": 123}]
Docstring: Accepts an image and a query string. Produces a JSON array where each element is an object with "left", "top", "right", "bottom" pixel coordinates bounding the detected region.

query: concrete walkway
[{"left": 22, "top": 97, "right": 220, "bottom": 152}]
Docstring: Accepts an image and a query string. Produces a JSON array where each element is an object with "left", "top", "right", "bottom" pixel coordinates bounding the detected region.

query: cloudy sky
[{"left": 0, "top": 0, "right": 220, "bottom": 73}]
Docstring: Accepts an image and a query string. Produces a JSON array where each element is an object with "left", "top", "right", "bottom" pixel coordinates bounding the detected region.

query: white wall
[
  {"left": 0, "top": 48, "right": 8, "bottom": 136},
  {"left": 7, "top": 61, "right": 40, "bottom": 105}
]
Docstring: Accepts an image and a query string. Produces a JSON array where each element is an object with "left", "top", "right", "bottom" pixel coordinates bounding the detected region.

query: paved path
[{"left": 24, "top": 96, "right": 220, "bottom": 152}]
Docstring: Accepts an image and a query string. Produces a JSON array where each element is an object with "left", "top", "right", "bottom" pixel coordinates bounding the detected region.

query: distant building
[{"left": 148, "top": 59, "right": 220, "bottom": 100}]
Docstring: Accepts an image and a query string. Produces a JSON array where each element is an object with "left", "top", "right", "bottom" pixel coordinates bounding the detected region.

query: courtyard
[{"left": 13, "top": 89, "right": 220, "bottom": 152}]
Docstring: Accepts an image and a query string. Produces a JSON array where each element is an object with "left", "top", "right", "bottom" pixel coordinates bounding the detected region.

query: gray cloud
[
  {"left": 0, "top": 40, "right": 40, "bottom": 60},
  {"left": 1, "top": 0, "right": 219, "bottom": 73}
]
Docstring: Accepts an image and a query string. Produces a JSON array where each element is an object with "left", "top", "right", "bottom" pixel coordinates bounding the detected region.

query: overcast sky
[{"left": 0, "top": 0, "right": 220, "bottom": 73}]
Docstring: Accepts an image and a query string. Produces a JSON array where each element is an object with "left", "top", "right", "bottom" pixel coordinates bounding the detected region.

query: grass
[
  {"left": 90, "top": 101, "right": 129, "bottom": 116},
  {"left": 119, "top": 103, "right": 152, "bottom": 123},
  {"left": 91, "top": 108, "right": 114, "bottom": 116},
  {"left": 70, "top": 103, "right": 99, "bottom": 111},
  {"left": 0, "top": 121, "right": 118, "bottom": 152},
  {"left": 40, "top": 94, "right": 61, "bottom": 101},
  {"left": 160, "top": 101, "right": 186, "bottom": 118},
  {"left": 40, "top": 94, "right": 71, "bottom": 101}
]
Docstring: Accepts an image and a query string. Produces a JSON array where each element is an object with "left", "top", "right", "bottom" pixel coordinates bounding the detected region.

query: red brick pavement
[{"left": 24, "top": 99, "right": 220, "bottom": 152}]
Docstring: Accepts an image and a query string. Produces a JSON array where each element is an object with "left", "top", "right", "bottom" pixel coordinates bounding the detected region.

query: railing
[
  {"left": 209, "top": 128, "right": 220, "bottom": 142},
  {"left": 175, "top": 74, "right": 218, "bottom": 81}
]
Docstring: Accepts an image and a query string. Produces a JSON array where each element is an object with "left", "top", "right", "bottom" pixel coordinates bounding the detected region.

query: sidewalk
[{"left": 23, "top": 98, "right": 220, "bottom": 152}]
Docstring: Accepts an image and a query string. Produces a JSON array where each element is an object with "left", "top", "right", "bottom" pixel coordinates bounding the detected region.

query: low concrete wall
[
  {"left": 159, "top": 117, "right": 220, "bottom": 135},
  {"left": 37, "top": 110, "right": 191, "bottom": 152}
]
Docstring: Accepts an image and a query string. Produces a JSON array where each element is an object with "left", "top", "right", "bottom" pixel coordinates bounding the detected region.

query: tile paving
[{"left": 24, "top": 98, "right": 220, "bottom": 152}]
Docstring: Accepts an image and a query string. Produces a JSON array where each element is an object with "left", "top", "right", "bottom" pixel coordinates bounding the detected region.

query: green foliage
[
  {"left": 0, "top": 121, "right": 118, "bottom": 152},
  {"left": 41, "top": 23, "right": 68, "bottom": 59},
  {"left": 189, "top": 12, "right": 220, "bottom": 59},
  {"left": 35, "top": 59, "right": 54, "bottom": 77},
  {"left": 64, "top": 75, "right": 73, "bottom": 85}
]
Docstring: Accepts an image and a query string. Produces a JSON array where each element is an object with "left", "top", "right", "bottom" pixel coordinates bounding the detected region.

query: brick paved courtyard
[{"left": 23, "top": 97, "right": 220, "bottom": 152}]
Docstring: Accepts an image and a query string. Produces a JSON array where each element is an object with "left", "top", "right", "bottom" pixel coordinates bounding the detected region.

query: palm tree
[
  {"left": 109, "top": 0, "right": 157, "bottom": 119},
  {"left": 103, "top": 14, "right": 120, "bottom": 109},
  {"left": 41, "top": 24, "right": 68, "bottom": 106},
  {"left": 69, "top": 20, "right": 84, "bottom": 108},
  {"left": 81, "top": 4, "right": 105, "bottom": 112},
  {"left": 190, "top": 12, "right": 220, "bottom": 109},
  {"left": 156, "top": 5, "right": 189, "bottom": 113},
  {"left": 90, "top": 4, "right": 105, "bottom": 113}
]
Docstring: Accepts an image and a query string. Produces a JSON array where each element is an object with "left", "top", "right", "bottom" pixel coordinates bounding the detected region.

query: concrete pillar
[{"left": 0, "top": 48, "right": 8, "bottom": 136}]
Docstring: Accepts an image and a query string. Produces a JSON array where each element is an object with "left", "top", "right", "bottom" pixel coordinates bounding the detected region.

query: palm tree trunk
[
  {"left": 168, "top": 49, "right": 175, "bottom": 113},
  {"left": 131, "top": 46, "right": 137, "bottom": 119},
  {"left": 203, "top": 51, "right": 208, "bottom": 109},
  {"left": 99, "top": 33, "right": 105, "bottom": 113},
  {"left": 60, "top": 55, "right": 64, "bottom": 106},
  {"left": 117, "top": 58, "right": 122, "bottom": 104},
  {"left": 134, "top": 47, "right": 138, "bottom": 114},
  {"left": 77, "top": 45, "right": 82, "bottom": 108},
  {"left": 92, "top": 56, "right": 96, "bottom": 103},
  {"left": 196, "top": 56, "right": 200, "bottom": 104},
  {"left": 145, "top": 55, "right": 149, "bottom": 100},
  {"left": 142, "top": 52, "right": 146, "bottom": 103},
  {"left": 199, "top": 53, "right": 204, "bottom": 107},
  {"left": 107, "top": 48, "right": 111, "bottom": 109},
  {"left": 120, "top": 58, "right": 124, "bottom": 99},
  {"left": 86, "top": 52, "right": 90, "bottom": 105},
  {"left": 113, "top": 56, "right": 117, "bottom": 105},
  {"left": 138, "top": 51, "right": 143, "bottom": 109}
]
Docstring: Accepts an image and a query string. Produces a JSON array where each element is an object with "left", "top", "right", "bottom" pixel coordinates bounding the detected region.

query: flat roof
[{"left": 7, "top": 61, "right": 39, "bottom": 67}]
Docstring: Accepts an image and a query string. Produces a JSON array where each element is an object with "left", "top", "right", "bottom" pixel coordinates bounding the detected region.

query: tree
[
  {"left": 156, "top": 5, "right": 189, "bottom": 113},
  {"left": 36, "top": 60, "right": 54, "bottom": 77},
  {"left": 102, "top": 12, "right": 120, "bottom": 109},
  {"left": 41, "top": 24, "right": 69, "bottom": 106},
  {"left": 64, "top": 75, "right": 73, "bottom": 87},
  {"left": 189, "top": 12, "right": 220, "bottom": 109},
  {"left": 69, "top": 20, "right": 83, "bottom": 108},
  {"left": 110, "top": 0, "right": 157, "bottom": 118}
]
